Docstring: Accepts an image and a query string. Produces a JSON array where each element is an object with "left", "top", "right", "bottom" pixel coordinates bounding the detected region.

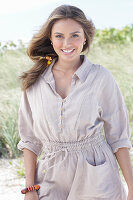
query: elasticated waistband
[
  {"left": 41, "top": 132, "right": 105, "bottom": 171},
  {"left": 43, "top": 132, "right": 105, "bottom": 152}
]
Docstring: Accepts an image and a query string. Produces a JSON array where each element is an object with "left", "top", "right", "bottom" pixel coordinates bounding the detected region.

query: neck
[{"left": 53, "top": 56, "right": 83, "bottom": 73}]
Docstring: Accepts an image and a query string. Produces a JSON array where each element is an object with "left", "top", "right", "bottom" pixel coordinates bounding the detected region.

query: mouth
[{"left": 61, "top": 49, "right": 75, "bottom": 54}]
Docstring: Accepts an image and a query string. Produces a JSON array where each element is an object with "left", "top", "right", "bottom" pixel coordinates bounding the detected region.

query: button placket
[{"left": 60, "top": 100, "right": 65, "bottom": 129}]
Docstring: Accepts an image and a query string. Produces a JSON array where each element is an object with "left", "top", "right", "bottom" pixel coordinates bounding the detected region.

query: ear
[
  {"left": 49, "top": 35, "right": 52, "bottom": 42},
  {"left": 84, "top": 38, "right": 86, "bottom": 42}
]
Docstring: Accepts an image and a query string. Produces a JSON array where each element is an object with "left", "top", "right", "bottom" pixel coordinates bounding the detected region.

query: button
[
  {"left": 61, "top": 125, "right": 64, "bottom": 128},
  {"left": 61, "top": 116, "right": 64, "bottom": 119},
  {"left": 61, "top": 107, "right": 64, "bottom": 111},
  {"left": 43, "top": 169, "right": 46, "bottom": 173},
  {"left": 62, "top": 99, "right": 66, "bottom": 103}
]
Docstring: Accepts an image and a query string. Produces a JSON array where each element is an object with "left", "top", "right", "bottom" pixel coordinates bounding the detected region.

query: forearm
[
  {"left": 23, "top": 148, "right": 37, "bottom": 187},
  {"left": 114, "top": 147, "right": 133, "bottom": 190}
]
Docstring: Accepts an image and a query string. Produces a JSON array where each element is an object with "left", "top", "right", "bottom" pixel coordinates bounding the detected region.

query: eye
[
  {"left": 55, "top": 35, "right": 63, "bottom": 38},
  {"left": 72, "top": 34, "right": 79, "bottom": 38}
]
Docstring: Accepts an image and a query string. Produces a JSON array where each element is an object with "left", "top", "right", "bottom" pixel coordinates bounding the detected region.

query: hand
[
  {"left": 24, "top": 191, "right": 39, "bottom": 200},
  {"left": 127, "top": 189, "right": 133, "bottom": 200}
]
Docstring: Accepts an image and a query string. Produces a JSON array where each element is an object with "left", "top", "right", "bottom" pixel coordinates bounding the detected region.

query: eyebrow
[{"left": 54, "top": 31, "right": 81, "bottom": 35}]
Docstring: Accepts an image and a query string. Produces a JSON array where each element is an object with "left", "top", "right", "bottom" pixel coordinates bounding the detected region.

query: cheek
[
  {"left": 73, "top": 38, "right": 84, "bottom": 48},
  {"left": 53, "top": 40, "right": 62, "bottom": 49}
]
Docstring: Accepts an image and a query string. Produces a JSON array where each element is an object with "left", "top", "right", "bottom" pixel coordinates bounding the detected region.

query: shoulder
[
  {"left": 92, "top": 63, "right": 116, "bottom": 84},
  {"left": 94, "top": 63, "right": 113, "bottom": 77},
  {"left": 85, "top": 56, "right": 113, "bottom": 80},
  {"left": 26, "top": 77, "right": 41, "bottom": 94},
  {"left": 23, "top": 78, "right": 41, "bottom": 104},
  {"left": 89, "top": 63, "right": 119, "bottom": 99},
  {"left": 84, "top": 56, "right": 116, "bottom": 88}
]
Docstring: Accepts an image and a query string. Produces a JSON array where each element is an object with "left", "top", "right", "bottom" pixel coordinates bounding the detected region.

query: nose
[{"left": 63, "top": 38, "right": 72, "bottom": 46}]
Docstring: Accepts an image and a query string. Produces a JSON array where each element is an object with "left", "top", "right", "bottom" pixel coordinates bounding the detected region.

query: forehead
[{"left": 51, "top": 18, "right": 83, "bottom": 33}]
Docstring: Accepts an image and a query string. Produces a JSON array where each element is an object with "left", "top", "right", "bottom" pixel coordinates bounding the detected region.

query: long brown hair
[{"left": 20, "top": 4, "right": 96, "bottom": 91}]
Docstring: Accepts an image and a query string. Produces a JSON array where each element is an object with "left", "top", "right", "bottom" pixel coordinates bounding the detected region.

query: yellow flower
[
  {"left": 47, "top": 60, "right": 52, "bottom": 65},
  {"left": 39, "top": 55, "right": 52, "bottom": 67}
]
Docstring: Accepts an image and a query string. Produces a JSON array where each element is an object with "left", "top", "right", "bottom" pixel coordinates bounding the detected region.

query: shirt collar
[{"left": 41, "top": 55, "right": 92, "bottom": 83}]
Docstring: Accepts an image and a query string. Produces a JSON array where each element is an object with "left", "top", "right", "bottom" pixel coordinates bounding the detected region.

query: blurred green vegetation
[
  {"left": 94, "top": 24, "right": 133, "bottom": 44},
  {"left": 0, "top": 25, "right": 133, "bottom": 158},
  {"left": 9, "top": 159, "right": 25, "bottom": 177}
]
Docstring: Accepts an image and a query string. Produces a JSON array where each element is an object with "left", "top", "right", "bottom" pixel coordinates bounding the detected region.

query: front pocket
[
  {"left": 85, "top": 158, "right": 108, "bottom": 168},
  {"left": 77, "top": 158, "right": 119, "bottom": 199}
]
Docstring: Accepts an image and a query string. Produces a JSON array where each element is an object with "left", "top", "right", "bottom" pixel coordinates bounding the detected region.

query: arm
[
  {"left": 114, "top": 147, "right": 133, "bottom": 191},
  {"left": 17, "top": 90, "right": 42, "bottom": 199},
  {"left": 23, "top": 148, "right": 37, "bottom": 187},
  {"left": 17, "top": 90, "right": 43, "bottom": 157},
  {"left": 23, "top": 148, "right": 39, "bottom": 200},
  {"left": 97, "top": 68, "right": 132, "bottom": 154},
  {"left": 97, "top": 67, "right": 132, "bottom": 195}
]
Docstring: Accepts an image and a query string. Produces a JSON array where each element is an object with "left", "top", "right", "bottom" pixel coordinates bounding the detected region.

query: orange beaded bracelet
[{"left": 21, "top": 184, "right": 40, "bottom": 194}]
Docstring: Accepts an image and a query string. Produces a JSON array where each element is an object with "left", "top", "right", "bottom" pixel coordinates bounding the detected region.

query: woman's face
[{"left": 50, "top": 18, "right": 86, "bottom": 62}]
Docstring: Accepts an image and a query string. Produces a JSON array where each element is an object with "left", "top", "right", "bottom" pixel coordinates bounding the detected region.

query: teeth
[{"left": 62, "top": 49, "right": 74, "bottom": 53}]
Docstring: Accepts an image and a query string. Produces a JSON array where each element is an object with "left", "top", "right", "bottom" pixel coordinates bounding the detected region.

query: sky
[{"left": 0, "top": 0, "right": 133, "bottom": 45}]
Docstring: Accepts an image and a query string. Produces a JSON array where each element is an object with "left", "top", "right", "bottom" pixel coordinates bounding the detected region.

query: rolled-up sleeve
[
  {"left": 17, "top": 89, "right": 43, "bottom": 156},
  {"left": 98, "top": 68, "right": 132, "bottom": 153}
]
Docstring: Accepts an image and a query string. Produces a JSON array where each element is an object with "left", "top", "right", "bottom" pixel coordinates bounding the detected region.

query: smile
[{"left": 61, "top": 49, "right": 75, "bottom": 54}]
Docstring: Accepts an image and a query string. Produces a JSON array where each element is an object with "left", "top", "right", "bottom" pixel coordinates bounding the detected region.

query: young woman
[{"left": 17, "top": 4, "right": 133, "bottom": 200}]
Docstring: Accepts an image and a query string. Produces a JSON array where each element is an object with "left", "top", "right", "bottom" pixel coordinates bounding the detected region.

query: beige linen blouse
[{"left": 17, "top": 55, "right": 132, "bottom": 200}]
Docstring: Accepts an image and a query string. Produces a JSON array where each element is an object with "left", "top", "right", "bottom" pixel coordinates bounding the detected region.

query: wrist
[
  {"left": 21, "top": 184, "right": 40, "bottom": 194},
  {"left": 25, "top": 179, "right": 35, "bottom": 187}
]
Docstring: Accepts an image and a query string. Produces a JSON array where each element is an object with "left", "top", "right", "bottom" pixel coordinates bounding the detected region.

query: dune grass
[{"left": 0, "top": 49, "right": 32, "bottom": 157}]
